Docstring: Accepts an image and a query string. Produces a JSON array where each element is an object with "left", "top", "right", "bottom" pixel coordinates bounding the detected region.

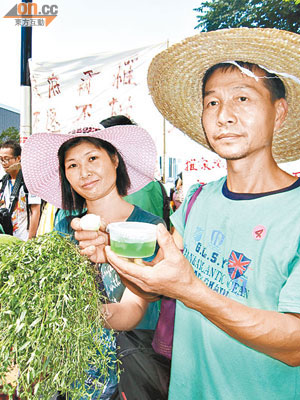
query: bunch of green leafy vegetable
[{"left": 0, "top": 231, "right": 116, "bottom": 400}]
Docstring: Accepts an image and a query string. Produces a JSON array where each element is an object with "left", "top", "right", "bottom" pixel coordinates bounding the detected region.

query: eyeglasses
[{"left": 0, "top": 156, "right": 16, "bottom": 164}]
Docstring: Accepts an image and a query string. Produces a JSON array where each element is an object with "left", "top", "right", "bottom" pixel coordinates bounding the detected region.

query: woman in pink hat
[{"left": 21, "top": 126, "right": 169, "bottom": 399}]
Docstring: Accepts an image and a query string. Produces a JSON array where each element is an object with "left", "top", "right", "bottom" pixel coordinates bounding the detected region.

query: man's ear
[{"left": 274, "top": 98, "right": 288, "bottom": 132}]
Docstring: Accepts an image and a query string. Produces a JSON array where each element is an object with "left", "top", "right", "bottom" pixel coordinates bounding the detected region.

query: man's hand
[
  {"left": 105, "top": 223, "right": 196, "bottom": 300},
  {"left": 71, "top": 217, "right": 109, "bottom": 263}
]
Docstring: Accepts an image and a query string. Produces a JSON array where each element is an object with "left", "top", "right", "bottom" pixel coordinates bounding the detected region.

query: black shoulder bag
[{"left": 0, "top": 171, "right": 25, "bottom": 235}]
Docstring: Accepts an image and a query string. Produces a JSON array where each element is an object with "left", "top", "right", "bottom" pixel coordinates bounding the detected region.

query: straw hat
[
  {"left": 21, "top": 126, "right": 157, "bottom": 209},
  {"left": 147, "top": 28, "right": 300, "bottom": 163}
]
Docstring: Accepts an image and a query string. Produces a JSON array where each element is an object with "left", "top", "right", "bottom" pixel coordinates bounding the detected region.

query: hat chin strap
[{"left": 224, "top": 60, "right": 300, "bottom": 85}]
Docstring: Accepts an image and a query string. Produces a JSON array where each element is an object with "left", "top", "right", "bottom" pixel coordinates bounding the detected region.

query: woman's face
[{"left": 64, "top": 141, "right": 118, "bottom": 202}]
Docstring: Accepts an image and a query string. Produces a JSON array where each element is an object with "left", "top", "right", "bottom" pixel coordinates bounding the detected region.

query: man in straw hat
[{"left": 73, "top": 28, "right": 300, "bottom": 399}]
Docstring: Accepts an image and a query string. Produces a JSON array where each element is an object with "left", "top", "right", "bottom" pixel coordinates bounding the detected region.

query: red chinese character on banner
[
  {"left": 109, "top": 97, "right": 119, "bottom": 115},
  {"left": 123, "top": 96, "right": 133, "bottom": 116},
  {"left": 48, "top": 73, "right": 61, "bottom": 98},
  {"left": 112, "top": 66, "right": 122, "bottom": 89},
  {"left": 46, "top": 108, "right": 60, "bottom": 132},
  {"left": 83, "top": 70, "right": 100, "bottom": 79},
  {"left": 200, "top": 158, "right": 211, "bottom": 171},
  {"left": 213, "top": 159, "right": 222, "bottom": 169},
  {"left": 78, "top": 70, "right": 100, "bottom": 96},
  {"left": 31, "top": 77, "right": 41, "bottom": 97},
  {"left": 74, "top": 104, "right": 93, "bottom": 121},
  {"left": 78, "top": 80, "right": 90, "bottom": 96},
  {"left": 292, "top": 172, "right": 300, "bottom": 177},
  {"left": 33, "top": 111, "right": 41, "bottom": 130},
  {"left": 108, "top": 96, "right": 133, "bottom": 117},
  {"left": 185, "top": 159, "right": 198, "bottom": 171},
  {"left": 112, "top": 57, "right": 138, "bottom": 89},
  {"left": 123, "top": 58, "right": 138, "bottom": 85}
]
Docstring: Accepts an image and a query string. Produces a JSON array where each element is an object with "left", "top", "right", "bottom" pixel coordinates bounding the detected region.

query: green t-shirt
[
  {"left": 124, "top": 180, "right": 173, "bottom": 229},
  {"left": 169, "top": 177, "right": 300, "bottom": 400},
  {"left": 124, "top": 181, "right": 164, "bottom": 219}
]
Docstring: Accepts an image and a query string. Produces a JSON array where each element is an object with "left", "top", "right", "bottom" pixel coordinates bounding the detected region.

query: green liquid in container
[{"left": 110, "top": 240, "right": 156, "bottom": 258}]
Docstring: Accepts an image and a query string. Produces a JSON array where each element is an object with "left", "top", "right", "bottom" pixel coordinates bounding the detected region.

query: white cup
[{"left": 107, "top": 222, "right": 157, "bottom": 258}]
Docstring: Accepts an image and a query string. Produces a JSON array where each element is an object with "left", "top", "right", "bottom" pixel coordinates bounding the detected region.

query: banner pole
[
  {"left": 162, "top": 40, "right": 169, "bottom": 184},
  {"left": 20, "top": 0, "right": 32, "bottom": 146}
]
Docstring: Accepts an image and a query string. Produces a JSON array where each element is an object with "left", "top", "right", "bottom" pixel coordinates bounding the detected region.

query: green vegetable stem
[{"left": 0, "top": 231, "right": 116, "bottom": 399}]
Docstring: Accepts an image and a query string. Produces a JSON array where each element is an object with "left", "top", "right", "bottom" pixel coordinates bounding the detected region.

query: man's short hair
[
  {"left": 202, "top": 61, "right": 286, "bottom": 103},
  {"left": 0, "top": 140, "right": 21, "bottom": 157}
]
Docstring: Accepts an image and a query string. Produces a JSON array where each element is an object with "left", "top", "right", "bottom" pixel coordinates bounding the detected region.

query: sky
[{"left": 0, "top": 0, "right": 201, "bottom": 110}]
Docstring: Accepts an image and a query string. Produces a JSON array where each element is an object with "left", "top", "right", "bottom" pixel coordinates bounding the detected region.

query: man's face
[
  {"left": 0, "top": 147, "right": 20, "bottom": 174},
  {"left": 202, "top": 68, "right": 286, "bottom": 161}
]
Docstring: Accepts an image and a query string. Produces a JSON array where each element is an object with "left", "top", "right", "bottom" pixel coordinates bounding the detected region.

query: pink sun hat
[{"left": 21, "top": 125, "right": 157, "bottom": 209}]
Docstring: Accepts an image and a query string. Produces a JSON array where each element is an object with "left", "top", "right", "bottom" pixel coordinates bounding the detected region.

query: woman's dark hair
[
  {"left": 100, "top": 114, "right": 136, "bottom": 127},
  {"left": 202, "top": 61, "right": 286, "bottom": 103},
  {"left": 58, "top": 136, "right": 131, "bottom": 214}
]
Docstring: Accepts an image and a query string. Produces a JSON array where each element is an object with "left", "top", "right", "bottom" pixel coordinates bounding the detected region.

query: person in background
[
  {"left": 171, "top": 172, "right": 183, "bottom": 211},
  {"left": 74, "top": 28, "right": 300, "bottom": 399},
  {"left": 0, "top": 140, "right": 40, "bottom": 240},
  {"left": 36, "top": 201, "right": 57, "bottom": 236},
  {"left": 100, "top": 115, "right": 172, "bottom": 230}
]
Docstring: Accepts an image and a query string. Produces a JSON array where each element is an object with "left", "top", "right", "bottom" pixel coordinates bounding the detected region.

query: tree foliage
[
  {"left": 0, "top": 127, "right": 20, "bottom": 144},
  {"left": 194, "top": 0, "right": 300, "bottom": 33},
  {"left": 283, "top": 0, "right": 300, "bottom": 4}
]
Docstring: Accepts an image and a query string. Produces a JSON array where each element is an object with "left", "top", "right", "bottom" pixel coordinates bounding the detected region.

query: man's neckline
[{"left": 222, "top": 177, "right": 300, "bottom": 200}]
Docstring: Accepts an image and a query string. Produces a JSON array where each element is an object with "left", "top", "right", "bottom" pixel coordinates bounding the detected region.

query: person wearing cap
[
  {"left": 21, "top": 125, "right": 166, "bottom": 399},
  {"left": 73, "top": 28, "right": 300, "bottom": 399}
]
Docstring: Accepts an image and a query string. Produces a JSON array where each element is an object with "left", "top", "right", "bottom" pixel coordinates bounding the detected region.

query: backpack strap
[
  {"left": 0, "top": 174, "right": 9, "bottom": 198},
  {"left": 184, "top": 184, "right": 203, "bottom": 225},
  {"left": 8, "top": 170, "right": 24, "bottom": 215},
  {"left": 157, "top": 180, "right": 171, "bottom": 231},
  {"left": 22, "top": 177, "right": 31, "bottom": 230}
]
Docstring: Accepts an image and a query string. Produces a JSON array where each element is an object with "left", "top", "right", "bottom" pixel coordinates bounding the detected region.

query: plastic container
[{"left": 107, "top": 222, "right": 157, "bottom": 258}]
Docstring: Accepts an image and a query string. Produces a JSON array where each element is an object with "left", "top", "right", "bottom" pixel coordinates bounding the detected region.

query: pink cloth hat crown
[{"left": 21, "top": 125, "right": 157, "bottom": 209}]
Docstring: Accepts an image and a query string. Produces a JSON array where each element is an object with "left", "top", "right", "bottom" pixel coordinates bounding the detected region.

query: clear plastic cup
[{"left": 107, "top": 222, "right": 157, "bottom": 258}]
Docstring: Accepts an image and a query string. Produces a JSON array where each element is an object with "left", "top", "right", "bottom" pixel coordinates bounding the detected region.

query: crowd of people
[{"left": 1, "top": 26, "right": 300, "bottom": 399}]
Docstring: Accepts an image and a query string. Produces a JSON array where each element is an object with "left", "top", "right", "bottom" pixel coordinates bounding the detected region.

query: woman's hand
[{"left": 71, "top": 217, "right": 109, "bottom": 263}]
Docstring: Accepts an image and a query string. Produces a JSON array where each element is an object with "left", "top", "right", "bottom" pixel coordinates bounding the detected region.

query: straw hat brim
[
  {"left": 21, "top": 126, "right": 157, "bottom": 209},
  {"left": 147, "top": 28, "right": 300, "bottom": 163}
]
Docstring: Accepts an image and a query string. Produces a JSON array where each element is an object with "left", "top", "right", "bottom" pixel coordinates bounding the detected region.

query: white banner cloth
[{"left": 29, "top": 43, "right": 167, "bottom": 146}]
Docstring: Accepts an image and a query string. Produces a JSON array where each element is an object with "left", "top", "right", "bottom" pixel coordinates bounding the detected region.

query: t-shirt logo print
[
  {"left": 252, "top": 225, "right": 267, "bottom": 241},
  {"left": 228, "top": 251, "right": 251, "bottom": 280}
]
